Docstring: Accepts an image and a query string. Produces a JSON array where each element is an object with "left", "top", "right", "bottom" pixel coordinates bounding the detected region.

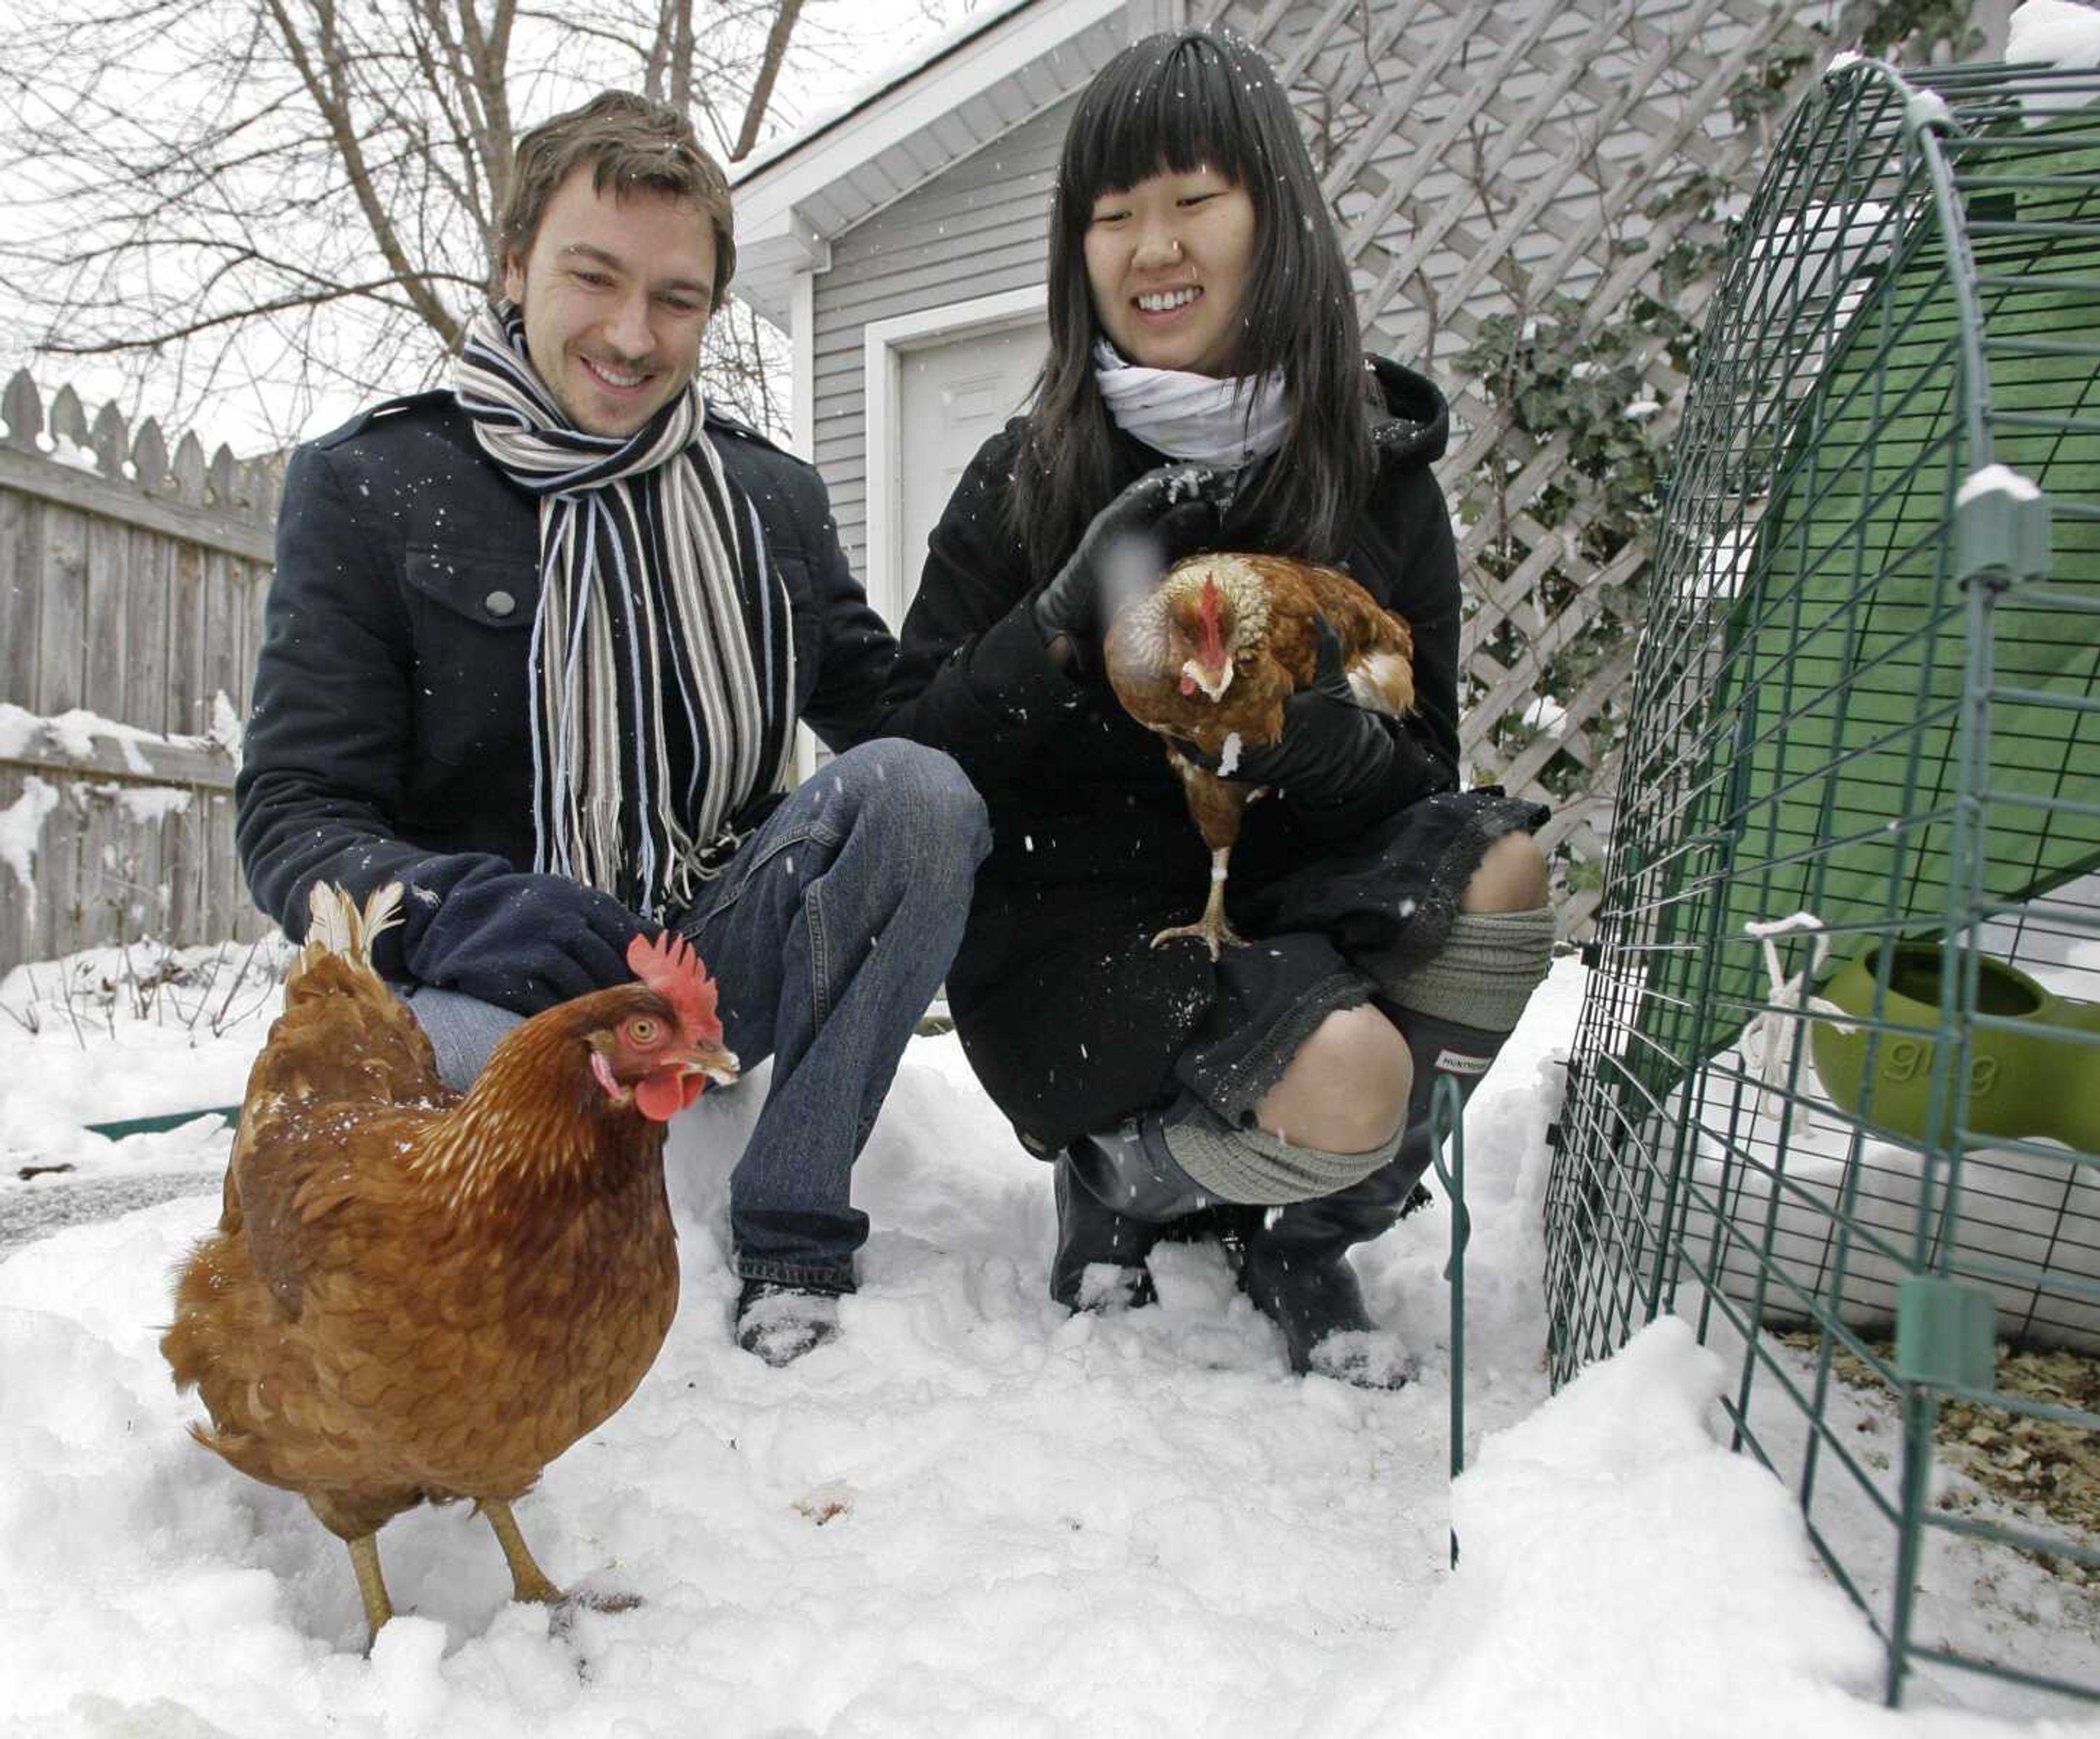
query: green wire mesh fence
[{"left": 1544, "top": 50, "right": 2099, "bottom": 1712}]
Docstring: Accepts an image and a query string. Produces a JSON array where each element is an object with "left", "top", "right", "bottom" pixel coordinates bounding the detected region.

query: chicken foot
[
  {"left": 1150, "top": 849, "right": 1247, "bottom": 960},
  {"left": 483, "top": 1497, "right": 643, "bottom": 1622}
]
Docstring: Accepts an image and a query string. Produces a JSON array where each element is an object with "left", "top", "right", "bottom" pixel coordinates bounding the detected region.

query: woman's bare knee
[
  {"left": 1462, "top": 832, "right": 1550, "bottom": 913},
  {"left": 1255, "top": 1005, "right": 1413, "bottom": 1152}
]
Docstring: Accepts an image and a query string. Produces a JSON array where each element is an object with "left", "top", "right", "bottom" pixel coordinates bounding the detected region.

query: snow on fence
[{"left": 0, "top": 372, "right": 276, "bottom": 972}]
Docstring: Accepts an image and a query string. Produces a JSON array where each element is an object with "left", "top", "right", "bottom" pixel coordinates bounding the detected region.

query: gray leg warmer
[
  {"left": 1376, "top": 905, "right": 1556, "bottom": 1035},
  {"left": 1160, "top": 1099, "right": 1406, "bottom": 1206},
  {"left": 1163, "top": 903, "right": 1557, "bottom": 1209}
]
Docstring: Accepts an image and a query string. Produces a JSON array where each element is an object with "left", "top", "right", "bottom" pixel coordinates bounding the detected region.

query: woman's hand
[
  {"left": 1030, "top": 463, "right": 1236, "bottom": 668},
  {"left": 1180, "top": 619, "right": 1397, "bottom": 809}
]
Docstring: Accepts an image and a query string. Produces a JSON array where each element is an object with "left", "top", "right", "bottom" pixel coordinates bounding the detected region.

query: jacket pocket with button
[{"left": 403, "top": 545, "right": 540, "bottom": 767}]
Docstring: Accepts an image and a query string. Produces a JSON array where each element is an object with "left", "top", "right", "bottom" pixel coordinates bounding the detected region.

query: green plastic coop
[{"left": 1546, "top": 51, "right": 2099, "bottom": 1711}]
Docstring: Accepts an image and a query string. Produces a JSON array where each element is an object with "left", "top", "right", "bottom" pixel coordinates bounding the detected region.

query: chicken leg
[
  {"left": 484, "top": 1497, "right": 643, "bottom": 1619},
  {"left": 1151, "top": 758, "right": 1255, "bottom": 959},
  {"left": 1151, "top": 847, "right": 1244, "bottom": 959},
  {"left": 346, "top": 1533, "right": 394, "bottom": 1649},
  {"left": 483, "top": 1498, "right": 563, "bottom": 1605}
]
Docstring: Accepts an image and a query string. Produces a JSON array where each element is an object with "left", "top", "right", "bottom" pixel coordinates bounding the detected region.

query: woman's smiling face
[{"left": 1083, "top": 165, "right": 1257, "bottom": 377}]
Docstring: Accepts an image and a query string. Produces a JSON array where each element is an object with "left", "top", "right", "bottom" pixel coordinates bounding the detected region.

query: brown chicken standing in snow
[
  {"left": 1105, "top": 551, "right": 1417, "bottom": 956},
  {"left": 161, "top": 882, "right": 737, "bottom": 1647}
]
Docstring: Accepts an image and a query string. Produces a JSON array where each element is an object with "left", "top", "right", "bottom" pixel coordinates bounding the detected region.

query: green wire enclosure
[{"left": 1545, "top": 52, "right": 2099, "bottom": 1710}]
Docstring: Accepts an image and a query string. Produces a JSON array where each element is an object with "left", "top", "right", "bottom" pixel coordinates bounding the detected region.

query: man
[{"left": 235, "top": 90, "right": 989, "bottom": 1365}]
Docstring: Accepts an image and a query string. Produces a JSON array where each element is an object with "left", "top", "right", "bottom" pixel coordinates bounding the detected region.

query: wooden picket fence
[{"left": 0, "top": 372, "right": 279, "bottom": 972}]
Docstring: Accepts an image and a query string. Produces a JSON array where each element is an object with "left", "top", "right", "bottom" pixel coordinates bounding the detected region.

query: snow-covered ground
[{"left": 2, "top": 953, "right": 2095, "bottom": 1738}]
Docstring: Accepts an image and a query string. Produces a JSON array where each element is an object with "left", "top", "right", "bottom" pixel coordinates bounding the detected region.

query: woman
[{"left": 879, "top": 28, "right": 1553, "bottom": 1386}]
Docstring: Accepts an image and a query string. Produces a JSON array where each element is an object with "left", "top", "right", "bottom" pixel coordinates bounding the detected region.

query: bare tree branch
[
  {"left": 0, "top": 0, "right": 888, "bottom": 445},
  {"left": 42, "top": 275, "right": 465, "bottom": 354},
  {"left": 731, "top": 0, "right": 804, "bottom": 162}
]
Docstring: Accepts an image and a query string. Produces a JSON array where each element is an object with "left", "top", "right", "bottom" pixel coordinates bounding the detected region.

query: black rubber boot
[
  {"left": 1049, "top": 1118, "right": 1217, "bottom": 1311},
  {"left": 1242, "top": 1007, "right": 1507, "bottom": 1386}
]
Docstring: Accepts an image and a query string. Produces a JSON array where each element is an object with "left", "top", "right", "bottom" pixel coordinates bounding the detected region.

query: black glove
[
  {"left": 1030, "top": 463, "right": 1237, "bottom": 666},
  {"left": 401, "top": 864, "right": 645, "bottom": 1016},
  {"left": 1180, "top": 619, "right": 1397, "bottom": 810}
]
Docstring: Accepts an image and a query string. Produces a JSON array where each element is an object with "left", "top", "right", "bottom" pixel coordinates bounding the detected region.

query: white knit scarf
[
  {"left": 454, "top": 301, "right": 795, "bottom": 920},
  {"left": 1093, "top": 341, "right": 1292, "bottom": 466}
]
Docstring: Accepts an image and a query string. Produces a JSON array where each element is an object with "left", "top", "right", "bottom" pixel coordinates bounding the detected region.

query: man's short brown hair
[{"left": 499, "top": 90, "right": 736, "bottom": 308}]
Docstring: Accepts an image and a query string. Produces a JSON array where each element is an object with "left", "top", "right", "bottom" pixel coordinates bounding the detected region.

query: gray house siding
[{"left": 810, "top": 96, "right": 1073, "bottom": 575}]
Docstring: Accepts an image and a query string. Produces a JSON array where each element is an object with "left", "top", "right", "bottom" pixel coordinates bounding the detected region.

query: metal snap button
[{"left": 485, "top": 590, "right": 516, "bottom": 618}]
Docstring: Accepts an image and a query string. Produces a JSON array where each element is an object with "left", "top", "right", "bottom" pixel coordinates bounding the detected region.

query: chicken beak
[
  {"left": 1179, "top": 657, "right": 1234, "bottom": 702},
  {"left": 676, "top": 1037, "right": 743, "bottom": 1083},
  {"left": 666, "top": 1044, "right": 737, "bottom": 1111}
]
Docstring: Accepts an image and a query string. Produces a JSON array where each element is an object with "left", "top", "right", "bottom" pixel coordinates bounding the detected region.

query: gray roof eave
[{"left": 730, "top": 0, "right": 1130, "bottom": 323}]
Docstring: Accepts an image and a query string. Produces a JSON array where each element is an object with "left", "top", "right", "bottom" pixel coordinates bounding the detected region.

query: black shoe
[
  {"left": 1244, "top": 1001, "right": 1514, "bottom": 1386},
  {"left": 1051, "top": 1150, "right": 1158, "bottom": 1312},
  {"left": 1241, "top": 1161, "right": 1434, "bottom": 1388},
  {"left": 735, "top": 1280, "right": 841, "bottom": 1367},
  {"left": 1051, "top": 1117, "right": 1226, "bottom": 1311},
  {"left": 1239, "top": 1233, "right": 1414, "bottom": 1387}
]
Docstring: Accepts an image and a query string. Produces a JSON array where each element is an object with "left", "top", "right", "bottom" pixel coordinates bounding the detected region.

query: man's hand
[
  {"left": 402, "top": 867, "right": 645, "bottom": 1014},
  {"left": 1030, "top": 464, "right": 1236, "bottom": 668},
  {"left": 1180, "top": 619, "right": 1397, "bottom": 810}
]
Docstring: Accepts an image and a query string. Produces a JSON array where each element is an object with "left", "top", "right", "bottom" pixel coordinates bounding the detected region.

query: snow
[
  {"left": 2009, "top": 0, "right": 2100, "bottom": 119},
  {"left": 0, "top": 701, "right": 212, "bottom": 776},
  {"left": 1, "top": 955, "right": 2095, "bottom": 1736},
  {"left": 0, "top": 941, "right": 287, "bottom": 1170},
  {"left": 1680, "top": 515, "right": 1767, "bottom": 604},
  {"left": 1959, "top": 464, "right": 2046, "bottom": 507},
  {"left": 111, "top": 784, "right": 196, "bottom": 825},
  {"left": 1520, "top": 693, "right": 1567, "bottom": 732},
  {"left": 0, "top": 775, "right": 61, "bottom": 907},
  {"left": 208, "top": 690, "right": 246, "bottom": 767}
]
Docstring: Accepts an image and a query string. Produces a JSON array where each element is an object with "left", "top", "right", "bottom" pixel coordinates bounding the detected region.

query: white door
[{"left": 891, "top": 320, "right": 1046, "bottom": 621}]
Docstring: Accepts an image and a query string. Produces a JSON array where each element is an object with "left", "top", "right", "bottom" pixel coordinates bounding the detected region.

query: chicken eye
[{"left": 625, "top": 1016, "right": 662, "bottom": 1046}]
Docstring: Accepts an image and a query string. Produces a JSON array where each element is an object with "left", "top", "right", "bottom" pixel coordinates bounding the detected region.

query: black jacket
[
  {"left": 235, "top": 391, "right": 895, "bottom": 976},
  {"left": 877, "top": 358, "right": 1463, "bottom": 1152}
]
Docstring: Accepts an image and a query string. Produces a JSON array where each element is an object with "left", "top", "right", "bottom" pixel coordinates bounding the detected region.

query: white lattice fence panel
[{"left": 1205, "top": 0, "right": 1828, "bottom": 933}]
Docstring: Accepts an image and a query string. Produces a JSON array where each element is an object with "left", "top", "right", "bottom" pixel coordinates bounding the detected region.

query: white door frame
[{"left": 862, "top": 285, "right": 1047, "bottom": 627}]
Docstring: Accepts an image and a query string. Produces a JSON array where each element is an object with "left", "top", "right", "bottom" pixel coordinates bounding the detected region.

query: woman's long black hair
[{"left": 1010, "top": 28, "right": 1376, "bottom": 580}]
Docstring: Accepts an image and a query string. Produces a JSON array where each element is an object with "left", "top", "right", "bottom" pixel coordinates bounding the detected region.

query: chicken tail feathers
[
  {"left": 254, "top": 880, "right": 448, "bottom": 1118},
  {"left": 301, "top": 882, "right": 404, "bottom": 979}
]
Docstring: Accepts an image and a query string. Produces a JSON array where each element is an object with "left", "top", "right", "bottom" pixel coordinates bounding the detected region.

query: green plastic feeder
[{"left": 1811, "top": 942, "right": 2100, "bottom": 1151}]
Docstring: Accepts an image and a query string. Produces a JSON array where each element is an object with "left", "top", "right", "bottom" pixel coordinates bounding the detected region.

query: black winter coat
[
  {"left": 876, "top": 358, "right": 1464, "bottom": 1154},
  {"left": 235, "top": 392, "right": 895, "bottom": 978}
]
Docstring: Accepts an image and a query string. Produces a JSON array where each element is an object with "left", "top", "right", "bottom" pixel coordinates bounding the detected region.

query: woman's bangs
[{"left": 1064, "top": 41, "right": 1264, "bottom": 205}]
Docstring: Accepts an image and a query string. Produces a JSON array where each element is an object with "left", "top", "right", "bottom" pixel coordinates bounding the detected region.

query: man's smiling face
[{"left": 503, "top": 163, "right": 718, "bottom": 436}]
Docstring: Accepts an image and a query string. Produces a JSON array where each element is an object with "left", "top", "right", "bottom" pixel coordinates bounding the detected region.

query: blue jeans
[{"left": 403, "top": 739, "right": 989, "bottom": 1292}]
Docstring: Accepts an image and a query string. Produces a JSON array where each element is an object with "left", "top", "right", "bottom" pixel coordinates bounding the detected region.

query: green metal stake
[{"left": 1428, "top": 1073, "right": 1469, "bottom": 1571}]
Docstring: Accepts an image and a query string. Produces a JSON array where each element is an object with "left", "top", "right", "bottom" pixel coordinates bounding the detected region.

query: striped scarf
[{"left": 454, "top": 301, "right": 795, "bottom": 921}]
